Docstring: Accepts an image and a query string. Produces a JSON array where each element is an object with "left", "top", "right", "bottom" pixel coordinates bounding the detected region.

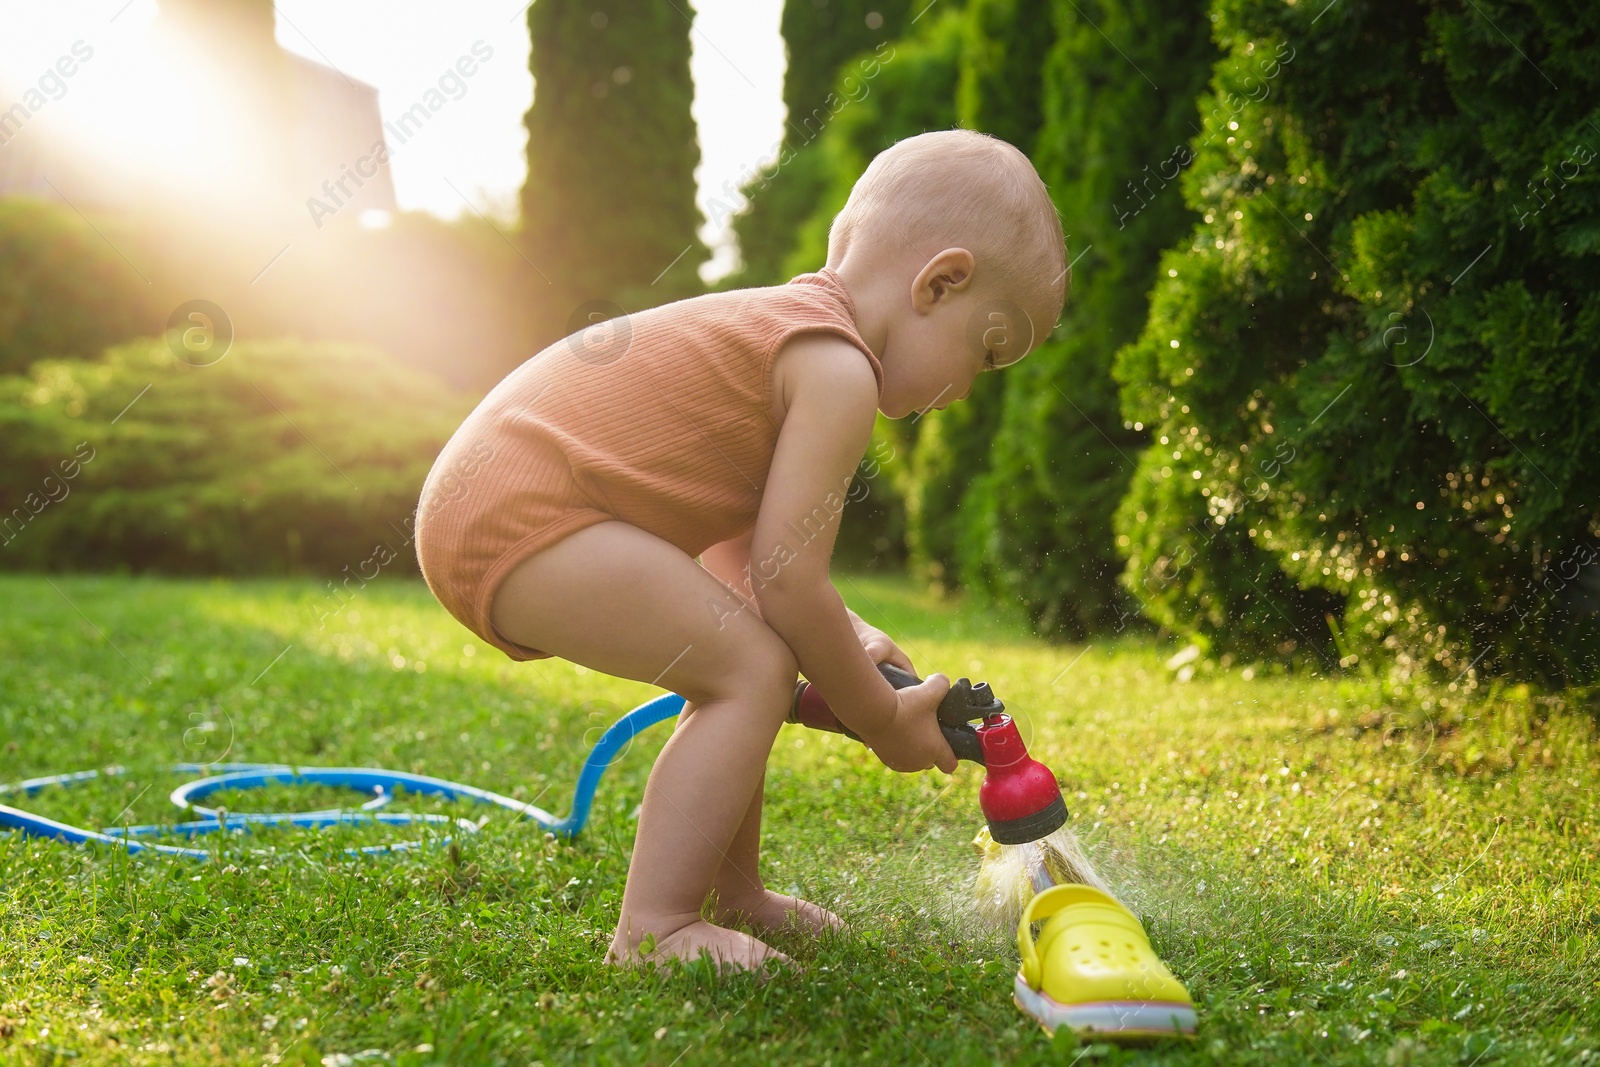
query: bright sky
[{"left": 0, "top": 0, "right": 787, "bottom": 281}]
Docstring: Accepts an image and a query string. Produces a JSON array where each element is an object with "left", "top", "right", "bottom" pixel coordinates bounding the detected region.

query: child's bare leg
[
  {"left": 490, "top": 521, "right": 800, "bottom": 971},
  {"left": 690, "top": 537, "right": 844, "bottom": 935},
  {"left": 703, "top": 765, "right": 844, "bottom": 936},
  {"left": 615, "top": 684, "right": 789, "bottom": 968}
]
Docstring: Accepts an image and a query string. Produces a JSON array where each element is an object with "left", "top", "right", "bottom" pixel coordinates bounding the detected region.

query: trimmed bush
[
  {"left": 955, "top": 0, "right": 1053, "bottom": 151},
  {"left": 0, "top": 340, "right": 469, "bottom": 576},
  {"left": 0, "top": 198, "right": 156, "bottom": 375},
  {"left": 771, "top": 8, "right": 968, "bottom": 571},
  {"left": 904, "top": 0, "right": 1055, "bottom": 597},
  {"left": 1114, "top": 0, "right": 1600, "bottom": 687},
  {"left": 777, "top": 10, "right": 967, "bottom": 282}
]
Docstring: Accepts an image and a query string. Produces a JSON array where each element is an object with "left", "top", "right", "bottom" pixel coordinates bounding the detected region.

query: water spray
[{"left": 789, "top": 663, "right": 1111, "bottom": 931}]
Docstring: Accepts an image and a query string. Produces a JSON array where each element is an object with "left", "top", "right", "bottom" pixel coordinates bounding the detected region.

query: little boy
[{"left": 413, "top": 128, "right": 1067, "bottom": 971}]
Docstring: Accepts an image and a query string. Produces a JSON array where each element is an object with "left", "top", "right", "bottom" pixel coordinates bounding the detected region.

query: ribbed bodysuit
[{"left": 413, "top": 267, "right": 883, "bottom": 661}]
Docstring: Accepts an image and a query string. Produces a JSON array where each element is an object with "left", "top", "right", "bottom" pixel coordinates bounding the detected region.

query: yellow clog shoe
[{"left": 1014, "top": 884, "right": 1197, "bottom": 1040}]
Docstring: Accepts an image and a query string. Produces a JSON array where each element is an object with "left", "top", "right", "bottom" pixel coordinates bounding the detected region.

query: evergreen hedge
[
  {"left": 763, "top": 7, "right": 969, "bottom": 570},
  {"left": 723, "top": 0, "right": 912, "bottom": 289},
  {"left": 901, "top": 0, "right": 1050, "bottom": 597},
  {"left": 0, "top": 340, "right": 468, "bottom": 576},
  {"left": 1114, "top": 0, "right": 1600, "bottom": 687}
]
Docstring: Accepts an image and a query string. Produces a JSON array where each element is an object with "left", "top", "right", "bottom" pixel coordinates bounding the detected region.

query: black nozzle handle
[
  {"left": 786, "top": 663, "right": 989, "bottom": 764},
  {"left": 875, "top": 663, "right": 1005, "bottom": 725},
  {"left": 940, "top": 723, "right": 985, "bottom": 765},
  {"left": 874, "top": 663, "right": 986, "bottom": 765}
]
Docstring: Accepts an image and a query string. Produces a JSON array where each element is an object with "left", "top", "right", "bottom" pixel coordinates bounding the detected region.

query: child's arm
[
  {"left": 701, "top": 528, "right": 758, "bottom": 613},
  {"left": 752, "top": 334, "right": 956, "bottom": 774},
  {"left": 703, "top": 529, "right": 915, "bottom": 674}
]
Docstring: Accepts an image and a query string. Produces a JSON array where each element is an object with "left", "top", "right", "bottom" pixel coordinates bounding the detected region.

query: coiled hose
[{"left": 0, "top": 692, "right": 686, "bottom": 861}]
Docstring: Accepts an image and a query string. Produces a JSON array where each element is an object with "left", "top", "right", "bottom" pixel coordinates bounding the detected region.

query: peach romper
[{"left": 413, "top": 267, "right": 883, "bottom": 661}]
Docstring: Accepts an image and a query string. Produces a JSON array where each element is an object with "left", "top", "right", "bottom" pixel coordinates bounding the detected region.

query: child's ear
[
  {"left": 914, "top": 248, "right": 977, "bottom": 307},
  {"left": 933, "top": 267, "right": 971, "bottom": 297}
]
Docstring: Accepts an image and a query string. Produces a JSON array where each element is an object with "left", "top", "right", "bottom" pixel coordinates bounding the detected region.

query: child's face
[
  {"left": 887, "top": 307, "right": 991, "bottom": 418},
  {"left": 879, "top": 261, "right": 1031, "bottom": 418}
]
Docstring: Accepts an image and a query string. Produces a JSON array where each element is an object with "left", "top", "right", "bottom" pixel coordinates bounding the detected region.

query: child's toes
[
  {"left": 607, "top": 919, "right": 790, "bottom": 974},
  {"left": 754, "top": 892, "right": 847, "bottom": 936},
  {"left": 793, "top": 897, "right": 846, "bottom": 933}
]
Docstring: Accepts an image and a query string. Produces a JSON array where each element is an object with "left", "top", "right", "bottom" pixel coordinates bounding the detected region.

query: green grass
[{"left": 1, "top": 572, "right": 1596, "bottom": 1066}]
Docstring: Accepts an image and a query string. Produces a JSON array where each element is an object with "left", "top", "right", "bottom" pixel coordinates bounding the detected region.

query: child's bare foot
[
  {"left": 606, "top": 918, "right": 791, "bottom": 973},
  {"left": 711, "top": 889, "right": 846, "bottom": 937}
]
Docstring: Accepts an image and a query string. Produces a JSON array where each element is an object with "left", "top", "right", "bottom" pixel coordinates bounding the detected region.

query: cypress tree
[
  {"left": 520, "top": 0, "right": 705, "bottom": 342},
  {"left": 722, "top": 0, "right": 912, "bottom": 289},
  {"left": 903, "top": 0, "right": 1057, "bottom": 595},
  {"left": 954, "top": 0, "right": 1217, "bottom": 638},
  {"left": 955, "top": 0, "right": 1052, "bottom": 151},
  {"left": 760, "top": 8, "right": 965, "bottom": 567}
]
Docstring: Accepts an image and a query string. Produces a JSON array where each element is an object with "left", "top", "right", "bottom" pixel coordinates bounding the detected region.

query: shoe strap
[{"left": 1017, "top": 883, "right": 1137, "bottom": 988}]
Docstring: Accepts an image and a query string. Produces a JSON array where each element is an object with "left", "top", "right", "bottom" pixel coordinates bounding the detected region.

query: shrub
[
  {"left": 1114, "top": 0, "right": 1600, "bottom": 687},
  {"left": 777, "top": 9, "right": 968, "bottom": 282},
  {"left": 0, "top": 339, "right": 470, "bottom": 576},
  {"left": 0, "top": 198, "right": 156, "bottom": 375},
  {"left": 520, "top": 0, "right": 706, "bottom": 323}
]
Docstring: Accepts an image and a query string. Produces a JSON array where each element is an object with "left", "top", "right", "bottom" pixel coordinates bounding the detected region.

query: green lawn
[{"left": 1, "top": 572, "right": 1596, "bottom": 1066}]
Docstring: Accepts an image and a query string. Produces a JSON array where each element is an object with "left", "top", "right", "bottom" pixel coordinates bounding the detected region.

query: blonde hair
[{"left": 826, "top": 129, "right": 1067, "bottom": 353}]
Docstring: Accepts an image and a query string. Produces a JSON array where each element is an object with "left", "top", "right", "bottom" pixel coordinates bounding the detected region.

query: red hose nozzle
[
  {"left": 785, "top": 664, "right": 1069, "bottom": 844},
  {"left": 976, "top": 715, "right": 1068, "bottom": 845}
]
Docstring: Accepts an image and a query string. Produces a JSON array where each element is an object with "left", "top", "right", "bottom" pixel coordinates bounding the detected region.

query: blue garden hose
[{"left": 0, "top": 692, "right": 687, "bottom": 861}]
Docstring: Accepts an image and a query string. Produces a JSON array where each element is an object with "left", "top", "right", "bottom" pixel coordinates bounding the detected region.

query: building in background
[{"left": 0, "top": 0, "right": 395, "bottom": 228}]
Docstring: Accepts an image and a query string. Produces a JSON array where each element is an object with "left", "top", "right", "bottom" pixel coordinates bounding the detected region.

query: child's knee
[
  {"left": 696, "top": 630, "right": 795, "bottom": 712},
  {"left": 756, "top": 636, "right": 799, "bottom": 698}
]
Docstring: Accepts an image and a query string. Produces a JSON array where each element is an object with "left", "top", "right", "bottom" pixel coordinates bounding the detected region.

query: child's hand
[
  {"left": 859, "top": 672, "right": 959, "bottom": 774},
  {"left": 847, "top": 611, "right": 914, "bottom": 673}
]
